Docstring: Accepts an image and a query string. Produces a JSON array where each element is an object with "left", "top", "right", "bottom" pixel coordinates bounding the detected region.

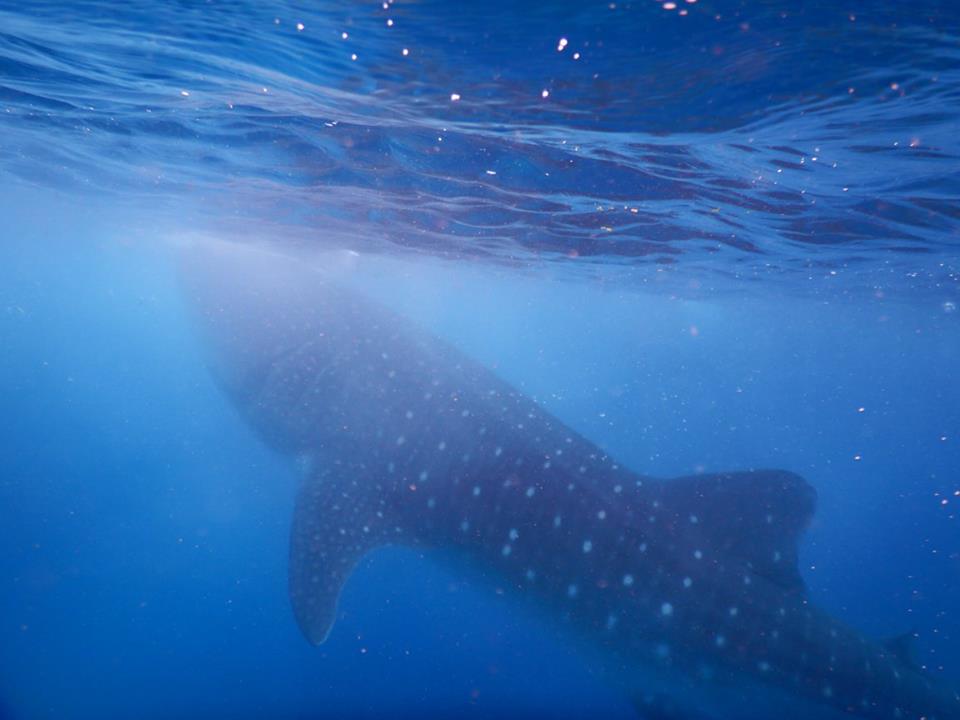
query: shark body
[{"left": 180, "top": 241, "right": 959, "bottom": 720}]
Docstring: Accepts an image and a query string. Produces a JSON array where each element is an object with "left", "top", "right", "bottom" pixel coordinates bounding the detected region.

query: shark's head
[{"left": 176, "top": 237, "right": 364, "bottom": 455}]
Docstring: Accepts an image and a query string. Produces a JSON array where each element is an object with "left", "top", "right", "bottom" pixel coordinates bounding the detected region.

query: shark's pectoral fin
[
  {"left": 658, "top": 469, "right": 816, "bottom": 594},
  {"left": 288, "top": 465, "right": 398, "bottom": 645}
]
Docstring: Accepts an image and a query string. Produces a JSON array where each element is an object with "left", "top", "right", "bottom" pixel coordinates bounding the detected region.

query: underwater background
[{"left": 0, "top": 0, "right": 958, "bottom": 718}]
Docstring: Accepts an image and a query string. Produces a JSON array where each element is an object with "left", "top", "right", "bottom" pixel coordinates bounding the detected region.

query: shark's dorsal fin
[
  {"left": 288, "top": 464, "right": 398, "bottom": 645},
  {"left": 657, "top": 469, "right": 816, "bottom": 594}
]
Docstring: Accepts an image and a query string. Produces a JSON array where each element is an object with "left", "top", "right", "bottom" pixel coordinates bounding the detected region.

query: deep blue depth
[{"left": 0, "top": 1, "right": 958, "bottom": 718}]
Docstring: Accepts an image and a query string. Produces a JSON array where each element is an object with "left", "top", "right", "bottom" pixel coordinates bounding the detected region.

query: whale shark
[{"left": 179, "top": 239, "right": 959, "bottom": 720}]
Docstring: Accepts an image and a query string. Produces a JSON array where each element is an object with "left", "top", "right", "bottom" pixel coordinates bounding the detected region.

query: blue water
[{"left": 0, "top": 1, "right": 958, "bottom": 718}]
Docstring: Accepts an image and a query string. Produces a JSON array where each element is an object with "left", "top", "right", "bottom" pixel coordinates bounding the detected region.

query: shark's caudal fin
[
  {"left": 656, "top": 469, "right": 816, "bottom": 594},
  {"left": 288, "top": 464, "right": 400, "bottom": 645}
]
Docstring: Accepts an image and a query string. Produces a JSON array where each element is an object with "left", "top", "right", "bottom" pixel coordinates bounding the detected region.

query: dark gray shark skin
[{"left": 179, "top": 240, "right": 959, "bottom": 720}]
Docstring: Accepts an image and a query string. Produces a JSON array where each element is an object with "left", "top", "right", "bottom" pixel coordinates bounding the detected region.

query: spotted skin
[{"left": 181, "top": 241, "right": 960, "bottom": 720}]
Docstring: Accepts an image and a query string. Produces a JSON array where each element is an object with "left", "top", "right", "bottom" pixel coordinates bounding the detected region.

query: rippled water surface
[{"left": 2, "top": 0, "right": 959, "bottom": 287}]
